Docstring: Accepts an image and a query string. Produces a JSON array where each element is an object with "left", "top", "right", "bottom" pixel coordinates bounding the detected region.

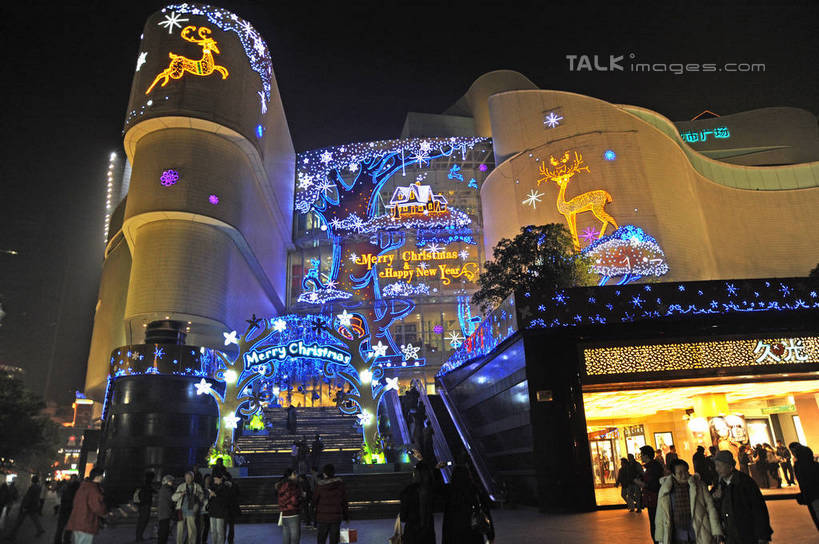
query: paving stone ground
[{"left": 3, "top": 496, "right": 817, "bottom": 543}]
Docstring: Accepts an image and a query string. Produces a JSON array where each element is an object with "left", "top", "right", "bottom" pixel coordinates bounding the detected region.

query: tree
[
  {"left": 471, "top": 224, "right": 594, "bottom": 312},
  {"left": 0, "top": 374, "right": 60, "bottom": 472}
]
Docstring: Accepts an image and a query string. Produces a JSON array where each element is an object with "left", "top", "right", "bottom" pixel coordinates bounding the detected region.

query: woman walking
[
  {"left": 276, "top": 469, "right": 303, "bottom": 544},
  {"left": 654, "top": 459, "right": 722, "bottom": 544},
  {"left": 789, "top": 442, "right": 819, "bottom": 530},
  {"left": 442, "top": 465, "right": 494, "bottom": 544}
]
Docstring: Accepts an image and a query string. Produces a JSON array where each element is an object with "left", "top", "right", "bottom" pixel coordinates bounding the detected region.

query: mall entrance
[{"left": 583, "top": 377, "right": 817, "bottom": 506}]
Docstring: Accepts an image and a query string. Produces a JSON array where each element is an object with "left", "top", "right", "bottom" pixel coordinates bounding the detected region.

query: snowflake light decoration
[
  {"left": 580, "top": 227, "right": 599, "bottom": 244},
  {"left": 458, "top": 250, "right": 469, "bottom": 261},
  {"left": 543, "top": 111, "right": 563, "bottom": 128},
  {"left": 522, "top": 189, "right": 544, "bottom": 209},
  {"left": 272, "top": 319, "right": 287, "bottom": 332},
  {"left": 446, "top": 331, "right": 465, "bottom": 348},
  {"left": 433, "top": 325, "right": 444, "bottom": 334},
  {"left": 223, "top": 330, "right": 238, "bottom": 345},
  {"left": 208, "top": 194, "right": 220, "bottom": 205},
  {"left": 383, "top": 377, "right": 399, "bottom": 392},
  {"left": 158, "top": 11, "right": 189, "bottom": 34}
]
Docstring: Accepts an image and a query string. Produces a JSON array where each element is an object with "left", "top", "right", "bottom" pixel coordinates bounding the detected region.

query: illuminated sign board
[
  {"left": 679, "top": 126, "right": 730, "bottom": 143},
  {"left": 243, "top": 341, "right": 350, "bottom": 368}
]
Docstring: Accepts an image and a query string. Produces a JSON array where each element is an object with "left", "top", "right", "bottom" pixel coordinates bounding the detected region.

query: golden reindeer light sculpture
[
  {"left": 146, "top": 26, "right": 229, "bottom": 94},
  {"left": 537, "top": 151, "right": 618, "bottom": 251}
]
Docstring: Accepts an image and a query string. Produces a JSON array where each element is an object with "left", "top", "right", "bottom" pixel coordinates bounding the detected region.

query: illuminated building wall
[
  {"left": 84, "top": 5, "right": 294, "bottom": 400},
  {"left": 479, "top": 84, "right": 819, "bottom": 284}
]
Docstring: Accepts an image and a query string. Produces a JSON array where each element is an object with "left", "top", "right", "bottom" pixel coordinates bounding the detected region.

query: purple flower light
[
  {"left": 160, "top": 170, "right": 179, "bottom": 186},
  {"left": 433, "top": 324, "right": 443, "bottom": 334},
  {"left": 478, "top": 164, "right": 488, "bottom": 172},
  {"left": 209, "top": 194, "right": 220, "bottom": 205}
]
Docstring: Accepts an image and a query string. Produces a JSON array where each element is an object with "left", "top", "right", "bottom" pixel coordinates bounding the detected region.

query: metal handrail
[{"left": 410, "top": 378, "right": 454, "bottom": 483}]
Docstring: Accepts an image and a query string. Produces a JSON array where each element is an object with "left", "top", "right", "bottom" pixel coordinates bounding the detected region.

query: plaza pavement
[{"left": 3, "top": 496, "right": 817, "bottom": 543}]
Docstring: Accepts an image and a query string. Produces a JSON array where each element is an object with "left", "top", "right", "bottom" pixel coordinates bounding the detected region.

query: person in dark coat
[
  {"left": 135, "top": 472, "right": 155, "bottom": 542},
  {"left": 314, "top": 464, "right": 348, "bottom": 544},
  {"left": 286, "top": 405, "right": 298, "bottom": 434},
  {"left": 789, "top": 442, "right": 819, "bottom": 530},
  {"left": 210, "top": 457, "right": 228, "bottom": 480},
  {"left": 54, "top": 475, "right": 80, "bottom": 544},
  {"left": 751, "top": 445, "right": 770, "bottom": 488},
  {"left": 441, "top": 464, "right": 494, "bottom": 544},
  {"left": 710, "top": 450, "right": 772, "bottom": 544},
  {"left": 310, "top": 434, "right": 325, "bottom": 471},
  {"left": 738, "top": 445, "right": 752, "bottom": 476},
  {"left": 206, "top": 474, "right": 230, "bottom": 544},
  {"left": 616, "top": 458, "right": 631, "bottom": 507},
  {"left": 156, "top": 475, "right": 175, "bottom": 544},
  {"left": 693, "top": 446, "right": 712, "bottom": 486},
  {"left": 627, "top": 453, "right": 644, "bottom": 512},
  {"left": 635, "top": 445, "right": 663, "bottom": 544},
  {"left": 776, "top": 440, "right": 795, "bottom": 486},
  {"left": 664, "top": 445, "right": 679, "bottom": 471},
  {"left": 223, "top": 473, "right": 240, "bottom": 544},
  {"left": 399, "top": 463, "right": 436, "bottom": 544},
  {"left": 10, "top": 474, "right": 45, "bottom": 538}
]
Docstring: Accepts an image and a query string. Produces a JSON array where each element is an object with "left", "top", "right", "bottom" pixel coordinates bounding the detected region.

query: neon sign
[
  {"left": 679, "top": 126, "right": 730, "bottom": 143},
  {"left": 244, "top": 341, "right": 351, "bottom": 367}
]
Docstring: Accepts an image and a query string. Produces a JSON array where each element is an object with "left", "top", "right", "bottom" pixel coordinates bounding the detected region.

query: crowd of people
[{"left": 615, "top": 441, "right": 819, "bottom": 543}]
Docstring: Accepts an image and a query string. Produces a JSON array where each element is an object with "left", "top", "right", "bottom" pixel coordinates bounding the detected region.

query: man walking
[
  {"left": 710, "top": 450, "right": 772, "bottom": 544},
  {"left": 634, "top": 445, "right": 663, "bottom": 543},
  {"left": 135, "top": 472, "right": 155, "bottom": 542},
  {"left": 54, "top": 475, "right": 80, "bottom": 544},
  {"left": 314, "top": 464, "right": 349, "bottom": 544},
  {"left": 776, "top": 440, "right": 795, "bottom": 486},
  {"left": 10, "top": 474, "right": 45, "bottom": 539},
  {"left": 65, "top": 469, "right": 108, "bottom": 544}
]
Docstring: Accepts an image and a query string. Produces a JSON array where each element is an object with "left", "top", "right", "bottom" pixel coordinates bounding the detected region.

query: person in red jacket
[
  {"left": 314, "top": 464, "right": 349, "bottom": 544},
  {"left": 276, "top": 469, "right": 303, "bottom": 544},
  {"left": 65, "top": 469, "right": 108, "bottom": 544}
]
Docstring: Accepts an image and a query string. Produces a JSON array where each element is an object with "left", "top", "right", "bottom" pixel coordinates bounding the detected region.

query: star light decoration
[
  {"left": 371, "top": 341, "right": 388, "bottom": 358},
  {"left": 357, "top": 411, "right": 373, "bottom": 426},
  {"left": 401, "top": 343, "right": 420, "bottom": 360},
  {"left": 223, "top": 414, "right": 241, "bottom": 429},
  {"left": 162, "top": 4, "right": 274, "bottom": 109},
  {"left": 522, "top": 189, "right": 544, "bottom": 209},
  {"left": 336, "top": 310, "right": 353, "bottom": 328},
  {"left": 194, "top": 378, "right": 213, "bottom": 395}
]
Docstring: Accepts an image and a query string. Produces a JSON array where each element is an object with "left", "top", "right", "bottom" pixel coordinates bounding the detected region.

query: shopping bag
[{"left": 340, "top": 527, "right": 358, "bottom": 543}]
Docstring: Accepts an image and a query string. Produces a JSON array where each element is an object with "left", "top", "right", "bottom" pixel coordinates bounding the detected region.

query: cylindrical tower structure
[{"left": 86, "top": 4, "right": 295, "bottom": 494}]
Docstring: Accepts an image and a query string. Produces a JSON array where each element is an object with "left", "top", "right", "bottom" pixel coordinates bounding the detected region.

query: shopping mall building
[{"left": 85, "top": 4, "right": 819, "bottom": 510}]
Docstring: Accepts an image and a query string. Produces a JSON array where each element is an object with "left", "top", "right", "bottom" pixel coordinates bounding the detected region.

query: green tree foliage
[
  {"left": 0, "top": 374, "right": 60, "bottom": 471},
  {"left": 471, "top": 224, "right": 594, "bottom": 312}
]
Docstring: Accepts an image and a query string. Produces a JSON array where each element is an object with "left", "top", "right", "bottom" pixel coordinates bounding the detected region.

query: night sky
[{"left": 0, "top": 1, "right": 816, "bottom": 405}]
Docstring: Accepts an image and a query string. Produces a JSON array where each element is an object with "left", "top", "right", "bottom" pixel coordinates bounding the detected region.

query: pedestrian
[
  {"left": 224, "top": 473, "right": 240, "bottom": 544},
  {"left": 399, "top": 462, "right": 436, "bottom": 544},
  {"left": 135, "top": 472, "right": 156, "bottom": 542},
  {"left": 310, "top": 434, "right": 324, "bottom": 471},
  {"left": 710, "top": 450, "right": 772, "bottom": 544},
  {"left": 654, "top": 459, "right": 722, "bottom": 544},
  {"left": 664, "top": 445, "right": 679, "bottom": 471},
  {"left": 442, "top": 464, "right": 494, "bottom": 544},
  {"left": 789, "top": 442, "right": 819, "bottom": 530},
  {"left": 738, "top": 445, "right": 752, "bottom": 477},
  {"left": 287, "top": 404, "right": 298, "bottom": 434},
  {"left": 692, "top": 446, "right": 712, "bottom": 486},
  {"left": 751, "top": 444, "right": 769, "bottom": 488},
  {"left": 635, "top": 445, "right": 664, "bottom": 544},
  {"left": 298, "top": 439, "right": 309, "bottom": 474},
  {"left": 297, "top": 472, "right": 314, "bottom": 527},
  {"left": 10, "top": 474, "right": 45, "bottom": 538},
  {"left": 627, "top": 453, "right": 644, "bottom": 512},
  {"left": 314, "top": 464, "right": 349, "bottom": 544},
  {"left": 290, "top": 441, "right": 299, "bottom": 471},
  {"left": 616, "top": 458, "right": 631, "bottom": 507},
  {"left": 65, "top": 468, "right": 108, "bottom": 544},
  {"left": 200, "top": 474, "right": 212, "bottom": 544},
  {"left": 205, "top": 474, "right": 230, "bottom": 544},
  {"left": 211, "top": 458, "right": 228, "bottom": 480},
  {"left": 763, "top": 444, "right": 781, "bottom": 488},
  {"left": 276, "top": 469, "right": 303, "bottom": 544},
  {"left": 156, "top": 475, "right": 175, "bottom": 544},
  {"left": 54, "top": 475, "right": 80, "bottom": 544},
  {"left": 775, "top": 440, "right": 795, "bottom": 486},
  {"left": 172, "top": 471, "right": 204, "bottom": 544}
]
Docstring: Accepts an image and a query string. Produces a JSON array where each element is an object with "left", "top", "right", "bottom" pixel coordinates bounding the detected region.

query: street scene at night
[{"left": 1, "top": 1, "right": 819, "bottom": 543}]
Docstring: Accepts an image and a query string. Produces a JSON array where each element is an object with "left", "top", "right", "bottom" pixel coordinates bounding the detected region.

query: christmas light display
[
  {"left": 160, "top": 169, "right": 180, "bottom": 186},
  {"left": 382, "top": 282, "right": 430, "bottom": 297},
  {"left": 440, "top": 278, "right": 819, "bottom": 377},
  {"left": 537, "top": 151, "right": 617, "bottom": 250},
  {"left": 157, "top": 11, "right": 189, "bottom": 34},
  {"left": 208, "top": 194, "right": 219, "bottom": 205},
  {"left": 543, "top": 111, "right": 563, "bottom": 128},
  {"left": 135, "top": 51, "right": 148, "bottom": 72},
  {"left": 582, "top": 225, "right": 669, "bottom": 285},
  {"left": 163, "top": 4, "right": 273, "bottom": 107},
  {"left": 146, "top": 26, "right": 229, "bottom": 94},
  {"left": 103, "top": 153, "right": 117, "bottom": 243},
  {"left": 522, "top": 189, "right": 544, "bottom": 209},
  {"left": 603, "top": 149, "right": 617, "bottom": 161}
]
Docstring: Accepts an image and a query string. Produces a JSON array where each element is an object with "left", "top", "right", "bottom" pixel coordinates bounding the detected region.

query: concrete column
[{"left": 794, "top": 394, "right": 819, "bottom": 446}]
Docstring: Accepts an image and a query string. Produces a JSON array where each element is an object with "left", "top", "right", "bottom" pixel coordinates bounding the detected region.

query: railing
[{"left": 383, "top": 389, "right": 412, "bottom": 446}]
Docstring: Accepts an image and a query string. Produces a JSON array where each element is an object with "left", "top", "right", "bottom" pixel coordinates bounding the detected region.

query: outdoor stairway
[
  {"left": 235, "top": 406, "right": 360, "bottom": 476},
  {"left": 235, "top": 471, "right": 413, "bottom": 521}
]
